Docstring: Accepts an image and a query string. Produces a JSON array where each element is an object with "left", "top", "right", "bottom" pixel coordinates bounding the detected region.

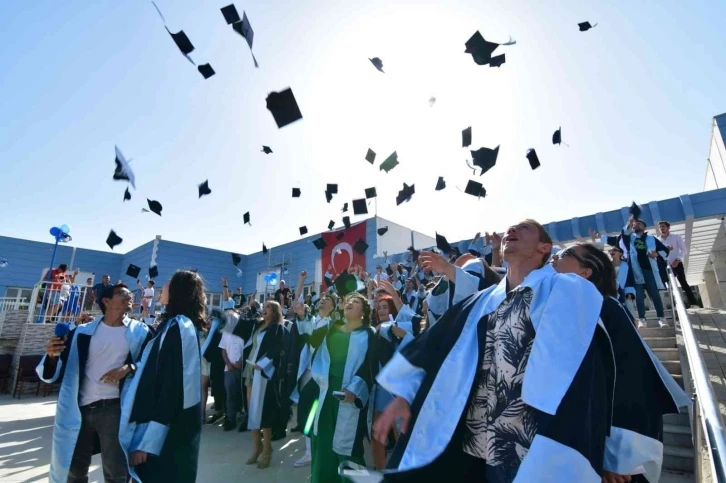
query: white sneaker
[
  {"left": 294, "top": 453, "right": 311, "bottom": 467},
  {"left": 637, "top": 319, "right": 647, "bottom": 329},
  {"left": 658, "top": 318, "right": 670, "bottom": 328}
]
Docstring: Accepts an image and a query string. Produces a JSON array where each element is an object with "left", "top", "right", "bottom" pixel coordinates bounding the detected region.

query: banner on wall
[{"left": 321, "top": 219, "right": 367, "bottom": 290}]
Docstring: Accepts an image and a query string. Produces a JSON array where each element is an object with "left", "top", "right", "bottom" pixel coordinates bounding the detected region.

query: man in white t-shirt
[
  {"left": 219, "top": 313, "right": 245, "bottom": 431},
  {"left": 136, "top": 280, "right": 156, "bottom": 317},
  {"left": 37, "top": 283, "right": 151, "bottom": 483}
]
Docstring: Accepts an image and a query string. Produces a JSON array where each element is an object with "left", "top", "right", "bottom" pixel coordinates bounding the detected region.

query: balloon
[
  {"left": 59, "top": 224, "right": 70, "bottom": 234},
  {"left": 264, "top": 274, "right": 271, "bottom": 282},
  {"left": 269, "top": 279, "right": 277, "bottom": 286},
  {"left": 269, "top": 272, "right": 278, "bottom": 280},
  {"left": 50, "top": 227, "right": 61, "bottom": 237},
  {"left": 0, "top": 258, "right": 8, "bottom": 268}
]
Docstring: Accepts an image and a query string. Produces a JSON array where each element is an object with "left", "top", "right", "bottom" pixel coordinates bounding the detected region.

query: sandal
[
  {"left": 257, "top": 451, "right": 272, "bottom": 469},
  {"left": 246, "top": 448, "right": 262, "bottom": 465}
]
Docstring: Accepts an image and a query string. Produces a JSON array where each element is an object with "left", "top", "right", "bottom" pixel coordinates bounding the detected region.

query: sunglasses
[{"left": 559, "top": 248, "right": 587, "bottom": 265}]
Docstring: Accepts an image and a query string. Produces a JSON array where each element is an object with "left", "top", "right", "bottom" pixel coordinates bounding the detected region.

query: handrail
[{"left": 667, "top": 266, "right": 726, "bottom": 481}]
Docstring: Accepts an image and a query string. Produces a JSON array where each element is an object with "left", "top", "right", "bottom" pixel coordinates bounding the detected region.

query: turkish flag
[{"left": 322, "top": 219, "right": 367, "bottom": 290}]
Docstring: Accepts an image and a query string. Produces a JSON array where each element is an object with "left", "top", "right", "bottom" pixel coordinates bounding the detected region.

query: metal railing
[
  {"left": 667, "top": 266, "right": 726, "bottom": 481},
  {"left": 26, "top": 280, "right": 100, "bottom": 324},
  {"left": 0, "top": 297, "right": 30, "bottom": 312}
]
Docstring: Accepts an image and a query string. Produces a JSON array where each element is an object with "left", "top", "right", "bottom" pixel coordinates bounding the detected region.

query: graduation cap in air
[
  {"left": 342, "top": 203, "right": 348, "bottom": 213},
  {"left": 149, "top": 265, "right": 159, "bottom": 279},
  {"left": 336, "top": 231, "right": 346, "bottom": 240},
  {"left": 378, "top": 226, "right": 389, "bottom": 236},
  {"left": 327, "top": 183, "right": 338, "bottom": 194},
  {"left": 262, "top": 146, "right": 273, "bottom": 154},
  {"left": 353, "top": 199, "right": 368, "bottom": 215},
  {"left": 629, "top": 202, "right": 642, "bottom": 219},
  {"left": 262, "top": 243, "right": 268, "bottom": 255},
  {"left": 299, "top": 226, "right": 308, "bottom": 236},
  {"left": 231, "top": 252, "right": 242, "bottom": 266},
  {"left": 353, "top": 239, "right": 369, "bottom": 255},
  {"left": 165, "top": 27, "right": 196, "bottom": 65},
  {"left": 489, "top": 54, "right": 506, "bottom": 68},
  {"left": 292, "top": 188, "right": 301, "bottom": 198},
  {"left": 464, "top": 31, "right": 501, "bottom": 66},
  {"left": 146, "top": 199, "right": 163, "bottom": 216},
  {"left": 198, "top": 180, "right": 212, "bottom": 198},
  {"left": 462, "top": 127, "right": 472, "bottom": 148},
  {"left": 113, "top": 145, "right": 136, "bottom": 189},
  {"left": 469, "top": 146, "right": 500, "bottom": 175},
  {"left": 243, "top": 212, "right": 251, "bottom": 225},
  {"left": 198, "top": 64, "right": 215, "bottom": 79},
  {"left": 266, "top": 88, "right": 303, "bottom": 128},
  {"left": 464, "top": 180, "right": 486, "bottom": 199},
  {"left": 396, "top": 183, "right": 415, "bottom": 205},
  {"left": 365, "top": 187, "right": 377, "bottom": 199},
  {"left": 526, "top": 149, "right": 541, "bottom": 170},
  {"left": 313, "top": 237, "right": 327, "bottom": 250},
  {"left": 436, "top": 233, "right": 452, "bottom": 254},
  {"left": 328, "top": 220, "right": 335, "bottom": 230},
  {"left": 578, "top": 21, "right": 597, "bottom": 32},
  {"left": 334, "top": 270, "right": 358, "bottom": 296},
  {"left": 552, "top": 127, "right": 562, "bottom": 145},
  {"left": 123, "top": 187, "right": 131, "bottom": 202},
  {"left": 369, "top": 57, "right": 384, "bottom": 73},
  {"left": 106, "top": 230, "right": 123, "bottom": 249},
  {"left": 220, "top": 4, "right": 241, "bottom": 24},
  {"left": 428, "top": 96, "right": 436, "bottom": 107},
  {"left": 343, "top": 216, "right": 351, "bottom": 229},
  {"left": 126, "top": 264, "right": 141, "bottom": 278},
  {"left": 365, "top": 149, "right": 376, "bottom": 164},
  {"left": 380, "top": 151, "right": 399, "bottom": 173},
  {"left": 435, "top": 176, "right": 446, "bottom": 191},
  {"left": 325, "top": 190, "right": 333, "bottom": 203}
]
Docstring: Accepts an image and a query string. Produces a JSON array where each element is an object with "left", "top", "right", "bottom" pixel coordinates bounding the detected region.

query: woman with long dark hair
[
  {"left": 120, "top": 269, "right": 205, "bottom": 483},
  {"left": 551, "top": 244, "right": 690, "bottom": 483},
  {"left": 241, "top": 300, "right": 285, "bottom": 469}
]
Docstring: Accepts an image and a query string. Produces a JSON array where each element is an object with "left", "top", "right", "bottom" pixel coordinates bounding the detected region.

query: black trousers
[
  {"left": 670, "top": 262, "right": 698, "bottom": 306},
  {"left": 69, "top": 404, "right": 127, "bottom": 483}
]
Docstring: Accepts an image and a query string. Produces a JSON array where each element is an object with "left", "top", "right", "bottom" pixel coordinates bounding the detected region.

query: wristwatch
[{"left": 129, "top": 363, "right": 137, "bottom": 373}]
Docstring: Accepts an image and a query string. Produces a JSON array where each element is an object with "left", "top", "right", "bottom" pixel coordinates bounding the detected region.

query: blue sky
[{"left": 1, "top": 0, "right": 724, "bottom": 255}]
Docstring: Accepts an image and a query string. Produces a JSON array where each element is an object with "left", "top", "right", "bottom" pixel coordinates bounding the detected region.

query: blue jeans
[
  {"left": 224, "top": 369, "right": 242, "bottom": 424},
  {"left": 635, "top": 270, "right": 664, "bottom": 319}
]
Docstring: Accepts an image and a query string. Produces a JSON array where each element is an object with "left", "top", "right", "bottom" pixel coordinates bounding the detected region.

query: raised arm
[
  {"left": 295, "top": 270, "right": 307, "bottom": 303},
  {"left": 490, "top": 231, "right": 502, "bottom": 267}
]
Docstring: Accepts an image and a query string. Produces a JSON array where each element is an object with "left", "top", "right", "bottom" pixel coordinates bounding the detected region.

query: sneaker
[
  {"left": 294, "top": 453, "right": 312, "bottom": 467},
  {"left": 637, "top": 319, "right": 647, "bottom": 329},
  {"left": 658, "top": 318, "right": 670, "bottom": 328},
  {"left": 206, "top": 411, "right": 224, "bottom": 425}
]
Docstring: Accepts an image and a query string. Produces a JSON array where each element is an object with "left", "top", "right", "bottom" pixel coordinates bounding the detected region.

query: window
[{"left": 205, "top": 292, "right": 222, "bottom": 313}]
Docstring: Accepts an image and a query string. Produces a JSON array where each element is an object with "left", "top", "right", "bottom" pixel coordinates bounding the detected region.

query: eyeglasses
[{"left": 559, "top": 248, "right": 587, "bottom": 265}]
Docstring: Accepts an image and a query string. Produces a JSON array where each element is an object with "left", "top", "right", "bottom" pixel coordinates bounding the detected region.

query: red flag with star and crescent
[{"left": 321, "top": 220, "right": 367, "bottom": 290}]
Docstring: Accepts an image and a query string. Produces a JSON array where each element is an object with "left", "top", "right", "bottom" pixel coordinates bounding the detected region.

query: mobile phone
[{"left": 332, "top": 390, "right": 346, "bottom": 400}]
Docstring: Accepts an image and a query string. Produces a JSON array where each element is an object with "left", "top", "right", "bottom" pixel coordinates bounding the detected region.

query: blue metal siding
[{"left": 118, "top": 241, "right": 156, "bottom": 287}]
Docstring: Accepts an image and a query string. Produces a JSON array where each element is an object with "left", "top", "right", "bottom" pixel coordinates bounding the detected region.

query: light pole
[{"left": 37, "top": 225, "right": 72, "bottom": 323}]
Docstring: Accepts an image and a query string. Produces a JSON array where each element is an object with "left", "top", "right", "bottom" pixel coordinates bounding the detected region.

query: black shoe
[
  {"left": 237, "top": 422, "right": 249, "bottom": 432},
  {"left": 271, "top": 430, "right": 287, "bottom": 441},
  {"left": 207, "top": 411, "right": 224, "bottom": 424},
  {"left": 223, "top": 421, "right": 236, "bottom": 431},
  {"left": 290, "top": 425, "right": 302, "bottom": 433}
]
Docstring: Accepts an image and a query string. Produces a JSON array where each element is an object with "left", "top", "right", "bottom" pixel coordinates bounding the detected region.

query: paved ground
[{"left": 688, "top": 308, "right": 726, "bottom": 419}]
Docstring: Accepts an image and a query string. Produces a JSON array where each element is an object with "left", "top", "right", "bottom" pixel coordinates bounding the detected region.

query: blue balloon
[
  {"left": 269, "top": 279, "right": 277, "bottom": 286},
  {"left": 0, "top": 258, "right": 8, "bottom": 268},
  {"left": 59, "top": 224, "right": 70, "bottom": 234},
  {"left": 50, "top": 227, "right": 61, "bottom": 237},
  {"left": 264, "top": 274, "right": 271, "bottom": 282},
  {"left": 269, "top": 272, "right": 278, "bottom": 280}
]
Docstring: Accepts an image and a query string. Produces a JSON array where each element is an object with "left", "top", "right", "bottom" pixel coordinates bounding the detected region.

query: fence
[
  {"left": 26, "top": 280, "right": 100, "bottom": 324},
  {"left": 0, "top": 297, "right": 29, "bottom": 312}
]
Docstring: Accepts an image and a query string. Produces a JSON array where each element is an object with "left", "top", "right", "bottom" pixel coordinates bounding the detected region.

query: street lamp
[{"left": 37, "top": 225, "right": 72, "bottom": 323}]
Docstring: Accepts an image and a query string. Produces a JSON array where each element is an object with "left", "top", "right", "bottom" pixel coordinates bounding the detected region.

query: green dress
[{"left": 311, "top": 329, "right": 366, "bottom": 483}]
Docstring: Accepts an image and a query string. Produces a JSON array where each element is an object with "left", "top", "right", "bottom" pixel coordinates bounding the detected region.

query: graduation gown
[
  {"left": 119, "top": 315, "right": 202, "bottom": 483},
  {"left": 425, "top": 263, "right": 499, "bottom": 326},
  {"left": 244, "top": 322, "right": 285, "bottom": 430},
  {"left": 36, "top": 316, "right": 151, "bottom": 483},
  {"left": 376, "top": 265, "right": 615, "bottom": 482},
  {"left": 603, "top": 231, "right": 669, "bottom": 290},
  {"left": 600, "top": 296, "right": 690, "bottom": 482}
]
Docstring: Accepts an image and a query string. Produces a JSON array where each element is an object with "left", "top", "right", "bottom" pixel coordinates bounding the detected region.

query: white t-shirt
[
  {"left": 142, "top": 287, "right": 155, "bottom": 308},
  {"left": 79, "top": 321, "right": 129, "bottom": 406},
  {"left": 219, "top": 332, "right": 245, "bottom": 371},
  {"left": 60, "top": 284, "right": 71, "bottom": 300}
]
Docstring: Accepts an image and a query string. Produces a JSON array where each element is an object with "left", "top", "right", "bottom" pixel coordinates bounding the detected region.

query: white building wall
[
  {"left": 704, "top": 113, "right": 726, "bottom": 191},
  {"left": 374, "top": 217, "right": 436, "bottom": 258}
]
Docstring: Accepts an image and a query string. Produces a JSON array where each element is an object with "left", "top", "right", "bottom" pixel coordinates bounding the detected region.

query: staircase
[{"left": 640, "top": 309, "right": 695, "bottom": 483}]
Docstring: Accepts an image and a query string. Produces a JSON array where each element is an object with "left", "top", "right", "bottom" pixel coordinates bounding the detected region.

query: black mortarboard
[
  {"left": 365, "top": 187, "right": 377, "bottom": 199},
  {"left": 231, "top": 253, "right": 242, "bottom": 266},
  {"left": 365, "top": 149, "right": 376, "bottom": 164},
  {"left": 243, "top": 212, "right": 250, "bottom": 225},
  {"left": 328, "top": 220, "right": 335, "bottom": 230},
  {"left": 526, "top": 149, "right": 540, "bottom": 170},
  {"left": 578, "top": 21, "right": 597, "bottom": 32},
  {"left": 436, "top": 233, "right": 452, "bottom": 254},
  {"left": 377, "top": 227, "right": 389, "bottom": 236},
  {"left": 470, "top": 146, "right": 499, "bottom": 175},
  {"left": 123, "top": 187, "right": 131, "bottom": 202},
  {"left": 233, "top": 12, "right": 255, "bottom": 49},
  {"left": 380, "top": 151, "right": 399, "bottom": 173},
  {"left": 489, "top": 54, "right": 505, "bottom": 68},
  {"left": 337, "top": 231, "right": 346, "bottom": 240},
  {"left": 126, "top": 264, "right": 141, "bottom": 278},
  {"left": 220, "top": 4, "right": 241, "bottom": 24},
  {"left": 353, "top": 239, "right": 369, "bottom": 255},
  {"left": 435, "top": 176, "right": 446, "bottom": 191},
  {"left": 106, "top": 230, "right": 123, "bottom": 249},
  {"left": 369, "top": 57, "right": 384, "bottom": 73},
  {"left": 313, "top": 237, "right": 327, "bottom": 250},
  {"left": 149, "top": 265, "right": 159, "bottom": 279},
  {"left": 166, "top": 27, "right": 195, "bottom": 62},
  {"left": 262, "top": 146, "right": 273, "bottom": 154},
  {"left": 629, "top": 202, "right": 642, "bottom": 219},
  {"left": 462, "top": 127, "right": 472, "bottom": 147},
  {"left": 327, "top": 183, "right": 338, "bottom": 194},
  {"left": 396, "top": 183, "right": 415, "bottom": 205},
  {"left": 262, "top": 243, "right": 268, "bottom": 255},
  {"left": 334, "top": 270, "right": 358, "bottom": 296},
  {"left": 325, "top": 190, "right": 333, "bottom": 203},
  {"left": 464, "top": 180, "right": 486, "bottom": 198},
  {"left": 266, "top": 88, "right": 303, "bottom": 128},
  {"left": 292, "top": 188, "right": 301, "bottom": 198},
  {"left": 146, "top": 199, "right": 162, "bottom": 216},
  {"left": 113, "top": 145, "right": 136, "bottom": 189},
  {"left": 198, "top": 180, "right": 212, "bottom": 198},
  {"left": 465, "top": 31, "right": 500, "bottom": 66},
  {"left": 198, "top": 64, "right": 215, "bottom": 79},
  {"left": 552, "top": 127, "right": 561, "bottom": 145},
  {"left": 299, "top": 226, "right": 308, "bottom": 236},
  {"left": 343, "top": 216, "right": 351, "bottom": 229},
  {"left": 353, "top": 198, "right": 368, "bottom": 215},
  {"left": 342, "top": 203, "right": 348, "bottom": 213}
]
